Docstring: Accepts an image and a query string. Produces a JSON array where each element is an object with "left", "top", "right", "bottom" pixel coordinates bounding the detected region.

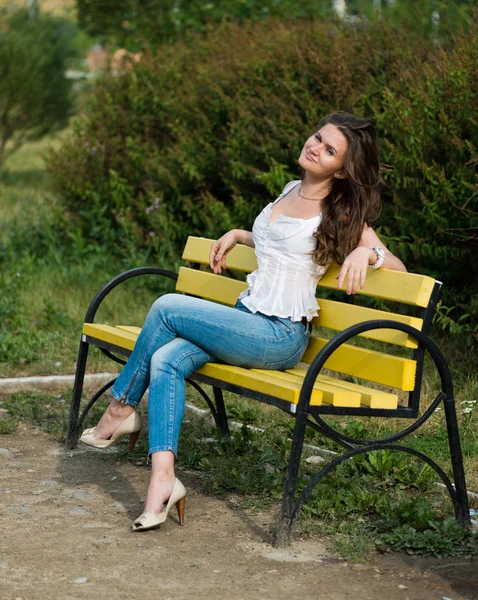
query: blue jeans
[{"left": 110, "top": 293, "right": 310, "bottom": 456}]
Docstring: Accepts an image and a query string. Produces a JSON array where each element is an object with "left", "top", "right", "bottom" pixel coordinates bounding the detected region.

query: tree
[{"left": 0, "top": 8, "right": 79, "bottom": 168}]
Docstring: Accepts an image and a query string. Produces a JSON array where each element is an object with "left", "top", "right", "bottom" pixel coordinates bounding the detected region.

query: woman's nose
[{"left": 309, "top": 142, "right": 322, "bottom": 154}]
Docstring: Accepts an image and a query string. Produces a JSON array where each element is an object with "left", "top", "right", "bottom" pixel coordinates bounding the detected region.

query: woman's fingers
[
  {"left": 337, "top": 263, "right": 367, "bottom": 294},
  {"left": 360, "top": 266, "right": 367, "bottom": 290},
  {"left": 346, "top": 267, "right": 355, "bottom": 294},
  {"left": 209, "top": 243, "right": 218, "bottom": 270},
  {"left": 210, "top": 242, "right": 223, "bottom": 273},
  {"left": 210, "top": 234, "right": 236, "bottom": 274},
  {"left": 336, "top": 265, "right": 348, "bottom": 290}
]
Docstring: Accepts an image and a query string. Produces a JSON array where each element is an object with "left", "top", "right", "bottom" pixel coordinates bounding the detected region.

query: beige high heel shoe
[
  {"left": 132, "top": 478, "right": 186, "bottom": 531},
  {"left": 79, "top": 411, "right": 142, "bottom": 452}
]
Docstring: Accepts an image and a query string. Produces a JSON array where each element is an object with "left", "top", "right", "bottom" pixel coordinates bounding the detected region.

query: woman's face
[{"left": 298, "top": 123, "right": 348, "bottom": 179}]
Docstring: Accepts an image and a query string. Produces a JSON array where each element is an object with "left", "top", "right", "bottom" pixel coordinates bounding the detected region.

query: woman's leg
[
  {"left": 94, "top": 292, "right": 308, "bottom": 439},
  {"left": 134, "top": 296, "right": 309, "bottom": 515},
  {"left": 144, "top": 338, "right": 213, "bottom": 513}
]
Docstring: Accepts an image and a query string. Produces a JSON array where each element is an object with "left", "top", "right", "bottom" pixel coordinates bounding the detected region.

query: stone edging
[{"left": 0, "top": 373, "right": 117, "bottom": 394}]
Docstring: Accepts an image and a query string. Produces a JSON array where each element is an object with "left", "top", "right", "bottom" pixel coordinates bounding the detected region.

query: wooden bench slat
[
  {"left": 250, "top": 369, "right": 361, "bottom": 407},
  {"left": 176, "top": 267, "right": 246, "bottom": 305},
  {"left": 301, "top": 337, "right": 416, "bottom": 391},
  {"left": 316, "top": 299, "right": 422, "bottom": 348},
  {"left": 182, "top": 236, "right": 258, "bottom": 273},
  {"left": 182, "top": 237, "right": 436, "bottom": 307},
  {"left": 196, "top": 363, "right": 321, "bottom": 406},
  {"left": 319, "top": 264, "right": 436, "bottom": 308},
  {"left": 116, "top": 325, "right": 142, "bottom": 334},
  {"left": 285, "top": 369, "right": 399, "bottom": 409},
  {"left": 176, "top": 268, "right": 422, "bottom": 348},
  {"left": 83, "top": 323, "right": 137, "bottom": 351}
]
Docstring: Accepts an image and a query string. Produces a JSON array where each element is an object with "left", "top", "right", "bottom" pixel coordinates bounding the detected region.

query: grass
[
  {"left": 0, "top": 134, "right": 178, "bottom": 377},
  {"left": 1, "top": 134, "right": 477, "bottom": 559}
]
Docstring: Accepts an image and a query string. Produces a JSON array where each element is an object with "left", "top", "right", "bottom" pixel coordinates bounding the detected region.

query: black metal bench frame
[{"left": 66, "top": 267, "right": 471, "bottom": 546}]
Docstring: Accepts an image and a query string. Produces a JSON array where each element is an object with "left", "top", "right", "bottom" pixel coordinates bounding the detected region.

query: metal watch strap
[{"left": 368, "top": 246, "right": 385, "bottom": 269}]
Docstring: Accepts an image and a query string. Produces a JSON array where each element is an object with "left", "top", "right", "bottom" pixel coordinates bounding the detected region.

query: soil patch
[{"left": 1, "top": 426, "right": 477, "bottom": 600}]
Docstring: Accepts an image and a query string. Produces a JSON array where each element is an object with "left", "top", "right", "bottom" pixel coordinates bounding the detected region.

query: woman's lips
[{"left": 305, "top": 150, "right": 316, "bottom": 162}]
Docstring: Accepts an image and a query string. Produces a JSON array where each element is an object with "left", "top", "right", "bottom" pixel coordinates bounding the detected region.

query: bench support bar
[
  {"left": 66, "top": 338, "right": 90, "bottom": 448},
  {"left": 276, "top": 320, "right": 471, "bottom": 546}
]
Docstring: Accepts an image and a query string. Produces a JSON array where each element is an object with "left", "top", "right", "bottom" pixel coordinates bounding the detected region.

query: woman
[{"left": 80, "top": 111, "right": 407, "bottom": 531}]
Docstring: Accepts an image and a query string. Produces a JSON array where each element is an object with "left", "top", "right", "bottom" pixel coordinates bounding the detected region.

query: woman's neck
[{"left": 300, "top": 174, "right": 332, "bottom": 200}]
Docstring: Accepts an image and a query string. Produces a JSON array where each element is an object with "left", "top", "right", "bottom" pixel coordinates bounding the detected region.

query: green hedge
[{"left": 47, "top": 16, "right": 477, "bottom": 315}]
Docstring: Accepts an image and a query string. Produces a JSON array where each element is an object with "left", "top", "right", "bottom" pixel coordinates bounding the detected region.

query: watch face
[{"left": 375, "top": 247, "right": 385, "bottom": 259}]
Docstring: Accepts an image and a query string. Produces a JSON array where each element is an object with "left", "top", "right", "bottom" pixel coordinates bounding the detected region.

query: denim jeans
[{"left": 110, "top": 293, "right": 310, "bottom": 456}]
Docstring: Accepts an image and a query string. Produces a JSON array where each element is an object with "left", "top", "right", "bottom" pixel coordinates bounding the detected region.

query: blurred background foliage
[
  {"left": 0, "top": 6, "right": 81, "bottom": 166},
  {"left": 47, "top": 7, "right": 477, "bottom": 319},
  {"left": 0, "top": 0, "right": 476, "bottom": 377},
  {"left": 75, "top": 0, "right": 472, "bottom": 48}
]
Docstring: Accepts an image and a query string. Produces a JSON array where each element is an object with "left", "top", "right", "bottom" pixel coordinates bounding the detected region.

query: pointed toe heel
[
  {"left": 79, "top": 411, "right": 142, "bottom": 450},
  {"left": 176, "top": 496, "right": 186, "bottom": 526},
  {"left": 132, "top": 478, "right": 187, "bottom": 532},
  {"left": 128, "top": 429, "right": 141, "bottom": 453}
]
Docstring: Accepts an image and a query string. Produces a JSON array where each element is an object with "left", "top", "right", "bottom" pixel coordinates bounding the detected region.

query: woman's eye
[
  {"left": 327, "top": 148, "right": 333, "bottom": 155},
  {"left": 315, "top": 134, "right": 321, "bottom": 142}
]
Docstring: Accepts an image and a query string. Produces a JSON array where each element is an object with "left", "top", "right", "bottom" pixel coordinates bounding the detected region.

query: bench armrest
[
  {"left": 84, "top": 267, "right": 178, "bottom": 324},
  {"left": 298, "top": 319, "right": 452, "bottom": 414}
]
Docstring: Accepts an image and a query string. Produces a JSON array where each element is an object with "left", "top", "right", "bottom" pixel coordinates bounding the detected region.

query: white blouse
[{"left": 238, "top": 180, "right": 330, "bottom": 322}]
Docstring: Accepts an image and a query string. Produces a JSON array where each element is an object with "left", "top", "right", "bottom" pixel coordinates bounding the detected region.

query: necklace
[{"left": 298, "top": 185, "right": 324, "bottom": 202}]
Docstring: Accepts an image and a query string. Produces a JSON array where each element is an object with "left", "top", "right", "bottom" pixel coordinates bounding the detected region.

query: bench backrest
[{"left": 178, "top": 236, "right": 442, "bottom": 413}]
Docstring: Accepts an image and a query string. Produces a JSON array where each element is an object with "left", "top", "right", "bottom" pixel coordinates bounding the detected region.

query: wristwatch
[{"left": 368, "top": 246, "right": 385, "bottom": 269}]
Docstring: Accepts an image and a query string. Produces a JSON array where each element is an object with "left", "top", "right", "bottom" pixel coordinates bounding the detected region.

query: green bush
[
  {"left": 0, "top": 8, "right": 80, "bottom": 167},
  {"left": 48, "top": 15, "right": 478, "bottom": 313}
]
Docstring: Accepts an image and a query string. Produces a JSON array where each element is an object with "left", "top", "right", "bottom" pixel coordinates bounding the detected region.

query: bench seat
[{"left": 82, "top": 322, "right": 399, "bottom": 410}]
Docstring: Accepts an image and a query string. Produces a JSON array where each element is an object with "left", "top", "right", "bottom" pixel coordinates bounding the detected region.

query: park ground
[{"left": 1, "top": 420, "right": 477, "bottom": 600}]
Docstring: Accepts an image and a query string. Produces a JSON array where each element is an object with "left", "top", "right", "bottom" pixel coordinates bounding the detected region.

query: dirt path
[{"left": 1, "top": 425, "right": 477, "bottom": 600}]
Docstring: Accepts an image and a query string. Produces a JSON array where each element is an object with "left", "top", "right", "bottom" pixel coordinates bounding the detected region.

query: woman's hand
[
  {"left": 336, "top": 246, "right": 375, "bottom": 295},
  {"left": 210, "top": 230, "right": 238, "bottom": 274}
]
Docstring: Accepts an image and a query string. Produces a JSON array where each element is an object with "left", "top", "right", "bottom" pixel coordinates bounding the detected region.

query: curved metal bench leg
[
  {"left": 443, "top": 392, "right": 470, "bottom": 526},
  {"left": 66, "top": 337, "right": 89, "bottom": 449},
  {"left": 213, "top": 388, "right": 230, "bottom": 437},
  {"left": 275, "top": 408, "right": 309, "bottom": 547}
]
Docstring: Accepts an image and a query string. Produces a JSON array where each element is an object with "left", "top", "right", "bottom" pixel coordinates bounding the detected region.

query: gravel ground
[{"left": 0, "top": 425, "right": 477, "bottom": 600}]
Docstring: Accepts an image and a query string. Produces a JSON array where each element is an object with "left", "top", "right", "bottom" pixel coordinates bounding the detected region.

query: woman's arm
[
  {"left": 336, "top": 225, "right": 407, "bottom": 294},
  {"left": 360, "top": 225, "right": 407, "bottom": 272},
  {"left": 209, "top": 229, "right": 254, "bottom": 274},
  {"left": 233, "top": 229, "right": 255, "bottom": 248}
]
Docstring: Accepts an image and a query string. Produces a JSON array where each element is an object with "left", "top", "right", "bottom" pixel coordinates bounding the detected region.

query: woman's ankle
[{"left": 108, "top": 399, "right": 135, "bottom": 416}]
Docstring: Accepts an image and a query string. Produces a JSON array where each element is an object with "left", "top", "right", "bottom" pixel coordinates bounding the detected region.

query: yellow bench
[{"left": 67, "top": 236, "right": 470, "bottom": 544}]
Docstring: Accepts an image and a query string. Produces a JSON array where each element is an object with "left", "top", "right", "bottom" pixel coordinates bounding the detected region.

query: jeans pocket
[{"left": 273, "top": 317, "right": 293, "bottom": 335}]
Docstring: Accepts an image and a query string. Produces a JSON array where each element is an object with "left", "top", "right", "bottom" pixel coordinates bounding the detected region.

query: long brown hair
[{"left": 311, "top": 112, "right": 382, "bottom": 266}]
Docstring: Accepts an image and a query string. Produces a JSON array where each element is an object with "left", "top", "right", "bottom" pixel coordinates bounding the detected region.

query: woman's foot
[
  {"left": 93, "top": 399, "right": 135, "bottom": 440},
  {"left": 144, "top": 475, "right": 177, "bottom": 514},
  {"left": 133, "top": 477, "right": 187, "bottom": 531}
]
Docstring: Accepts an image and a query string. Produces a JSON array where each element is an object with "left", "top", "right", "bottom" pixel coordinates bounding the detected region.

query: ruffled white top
[{"left": 238, "top": 180, "right": 330, "bottom": 322}]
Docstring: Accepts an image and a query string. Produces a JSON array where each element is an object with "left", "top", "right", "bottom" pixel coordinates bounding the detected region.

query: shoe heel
[
  {"left": 128, "top": 430, "right": 141, "bottom": 453},
  {"left": 176, "top": 496, "right": 186, "bottom": 526}
]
